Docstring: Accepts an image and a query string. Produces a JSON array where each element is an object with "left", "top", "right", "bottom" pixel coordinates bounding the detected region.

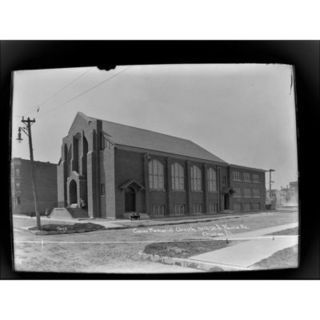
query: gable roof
[{"left": 80, "top": 112, "right": 227, "bottom": 164}]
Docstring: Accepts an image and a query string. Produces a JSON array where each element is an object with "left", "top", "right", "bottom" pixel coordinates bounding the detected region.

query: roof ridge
[{"left": 86, "top": 114, "right": 192, "bottom": 142}]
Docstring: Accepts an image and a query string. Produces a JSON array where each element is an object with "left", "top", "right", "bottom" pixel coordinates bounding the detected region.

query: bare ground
[
  {"left": 251, "top": 245, "right": 298, "bottom": 270},
  {"left": 12, "top": 210, "right": 298, "bottom": 273}
]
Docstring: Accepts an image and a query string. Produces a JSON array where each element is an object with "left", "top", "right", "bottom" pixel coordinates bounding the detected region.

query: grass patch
[
  {"left": 252, "top": 245, "right": 298, "bottom": 270},
  {"left": 29, "top": 223, "right": 105, "bottom": 235},
  {"left": 267, "top": 227, "right": 298, "bottom": 236},
  {"left": 143, "top": 240, "right": 235, "bottom": 259}
]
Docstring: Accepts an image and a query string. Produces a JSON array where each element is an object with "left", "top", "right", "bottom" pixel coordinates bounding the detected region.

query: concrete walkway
[
  {"left": 13, "top": 213, "right": 256, "bottom": 230},
  {"left": 189, "top": 223, "right": 299, "bottom": 270},
  {"left": 215, "top": 222, "right": 298, "bottom": 240}
]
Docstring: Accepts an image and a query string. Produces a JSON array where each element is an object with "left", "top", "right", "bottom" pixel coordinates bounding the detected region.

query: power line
[
  {"left": 31, "top": 67, "right": 92, "bottom": 116},
  {"left": 38, "top": 66, "right": 130, "bottom": 118}
]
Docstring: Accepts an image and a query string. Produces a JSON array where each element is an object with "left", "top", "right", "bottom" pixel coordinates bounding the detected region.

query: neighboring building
[
  {"left": 229, "top": 165, "right": 266, "bottom": 212},
  {"left": 279, "top": 181, "right": 298, "bottom": 207},
  {"left": 11, "top": 158, "right": 58, "bottom": 215},
  {"left": 266, "top": 189, "right": 280, "bottom": 209},
  {"left": 57, "top": 112, "right": 266, "bottom": 219}
]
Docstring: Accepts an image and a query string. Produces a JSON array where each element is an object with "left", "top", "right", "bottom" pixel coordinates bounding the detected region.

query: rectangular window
[
  {"left": 191, "top": 165, "right": 202, "bottom": 192},
  {"left": 253, "top": 188, "right": 260, "bottom": 198},
  {"left": 173, "top": 204, "right": 185, "bottom": 216},
  {"left": 253, "top": 174, "right": 260, "bottom": 183},
  {"left": 15, "top": 181, "right": 21, "bottom": 189},
  {"left": 243, "top": 172, "right": 251, "bottom": 182},
  {"left": 232, "top": 171, "right": 241, "bottom": 181},
  {"left": 152, "top": 204, "right": 166, "bottom": 216},
  {"left": 15, "top": 168, "right": 20, "bottom": 177},
  {"left": 244, "top": 188, "right": 251, "bottom": 198},
  {"left": 16, "top": 196, "right": 21, "bottom": 205},
  {"left": 171, "top": 163, "right": 185, "bottom": 191},
  {"left": 252, "top": 203, "right": 260, "bottom": 210},
  {"left": 149, "top": 159, "right": 165, "bottom": 190},
  {"left": 208, "top": 201, "right": 218, "bottom": 213},
  {"left": 100, "top": 183, "right": 105, "bottom": 195},
  {"left": 192, "top": 203, "right": 203, "bottom": 214},
  {"left": 207, "top": 168, "right": 217, "bottom": 192}
]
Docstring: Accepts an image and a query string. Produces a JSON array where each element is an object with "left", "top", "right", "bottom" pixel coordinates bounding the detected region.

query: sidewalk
[
  {"left": 189, "top": 236, "right": 298, "bottom": 270},
  {"left": 187, "top": 222, "right": 299, "bottom": 270},
  {"left": 14, "top": 212, "right": 257, "bottom": 230},
  {"left": 214, "top": 222, "right": 298, "bottom": 240}
]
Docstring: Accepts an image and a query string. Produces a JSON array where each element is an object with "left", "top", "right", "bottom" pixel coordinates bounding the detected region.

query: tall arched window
[
  {"left": 171, "top": 162, "right": 184, "bottom": 191},
  {"left": 207, "top": 168, "right": 217, "bottom": 192},
  {"left": 148, "top": 159, "right": 164, "bottom": 190},
  {"left": 191, "top": 165, "right": 202, "bottom": 191}
]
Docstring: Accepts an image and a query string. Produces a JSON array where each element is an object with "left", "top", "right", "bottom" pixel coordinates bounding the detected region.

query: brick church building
[{"left": 57, "top": 112, "right": 266, "bottom": 219}]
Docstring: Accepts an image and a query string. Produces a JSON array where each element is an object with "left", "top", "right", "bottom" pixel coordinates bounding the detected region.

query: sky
[{"left": 11, "top": 64, "right": 298, "bottom": 190}]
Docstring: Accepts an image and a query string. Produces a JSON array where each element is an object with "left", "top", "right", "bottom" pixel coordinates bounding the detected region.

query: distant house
[
  {"left": 57, "top": 112, "right": 266, "bottom": 219},
  {"left": 266, "top": 189, "right": 281, "bottom": 209},
  {"left": 280, "top": 181, "right": 298, "bottom": 207},
  {"left": 11, "top": 158, "right": 58, "bottom": 215}
]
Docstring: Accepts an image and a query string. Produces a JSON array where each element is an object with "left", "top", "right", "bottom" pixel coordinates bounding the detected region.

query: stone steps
[
  {"left": 49, "top": 207, "right": 89, "bottom": 220},
  {"left": 67, "top": 208, "right": 89, "bottom": 219}
]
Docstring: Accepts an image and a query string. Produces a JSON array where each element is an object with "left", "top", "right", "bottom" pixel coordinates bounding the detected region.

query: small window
[
  {"left": 152, "top": 204, "right": 165, "bottom": 216},
  {"left": 174, "top": 204, "right": 185, "bottom": 216},
  {"left": 208, "top": 201, "right": 218, "bottom": 213},
  {"left": 253, "top": 188, "right": 260, "bottom": 198},
  {"left": 15, "top": 181, "right": 21, "bottom": 189},
  {"left": 244, "top": 188, "right": 251, "bottom": 198},
  {"left": 243, "top": 172, "right": 251, "bottom": 182},
  {"left": 253, "top": 174, "right": 260, "bottom": 183},
  {"left": 252, "top": 203, "right": 260, "bottom": 210},
  {"left": 16, "top": 196, "right": 21, "bottom": 205},
  {"left": 192, "top": 203, "right": 203, "bottom": 214},
  {"left": 232, "top": 171, "right": 241, "bottom": 181},
  {"left": 100, "top": 183, "right": 105, "bottom": 195},
  {"left": 15, "top": 168, "right": 20, "bottom": 177}
]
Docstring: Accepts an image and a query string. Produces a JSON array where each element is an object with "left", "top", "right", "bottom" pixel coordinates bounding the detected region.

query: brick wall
[
  {"left": 114, "top": 147, "right": 233, "bottom": 218},
  {"left": 229, "top": 166, "right": 266, "bottom": 211},
  {"left": 11, "top": 158, "right": 57, "bottom": 215},
  {"left": 114, "top": 148, "right": 146, "bottom": 218}
]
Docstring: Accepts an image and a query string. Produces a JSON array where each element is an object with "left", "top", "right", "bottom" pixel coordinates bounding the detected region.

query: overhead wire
[
  {"left": 29, "top": 67, "right": 92, "bottom": 117},
  {"left": 37, "top": 66, "right": 130, "bottom": 118}
]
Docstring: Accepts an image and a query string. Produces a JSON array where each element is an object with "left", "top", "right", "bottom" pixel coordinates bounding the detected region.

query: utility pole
[
  {"left": 17, "top": 117, "right": 41, "bottom": 229},
  {"left": 268, "top": 169, "right": 275, "bottom": 209}
]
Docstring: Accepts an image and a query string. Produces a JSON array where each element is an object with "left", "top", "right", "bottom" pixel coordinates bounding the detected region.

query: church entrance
[
  {"left": 69, "top": 179, "right": 77, "bottom": 205},
  {"left": 125, "top": 187, "right": 136, "bottom": 212}
]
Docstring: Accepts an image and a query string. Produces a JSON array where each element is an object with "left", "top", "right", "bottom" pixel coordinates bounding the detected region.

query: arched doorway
[
  {"left": 125, "top": 187, "right": 136, "bottom": 212},
  {"left": 69, "top": 180, "right": 77, "bottom": 205}
]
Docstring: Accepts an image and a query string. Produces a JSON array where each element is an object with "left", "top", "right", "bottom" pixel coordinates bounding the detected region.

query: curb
[
  {"left": 139, "top": 251, "right": 248, "bottom": 272},
  {"left": 109, "top": 214, "right": 250, "bottom": 230}
]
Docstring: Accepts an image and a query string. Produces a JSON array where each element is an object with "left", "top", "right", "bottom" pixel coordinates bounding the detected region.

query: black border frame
[{"left": 1, "top": 40, "right": 319, "bottom": 279}]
